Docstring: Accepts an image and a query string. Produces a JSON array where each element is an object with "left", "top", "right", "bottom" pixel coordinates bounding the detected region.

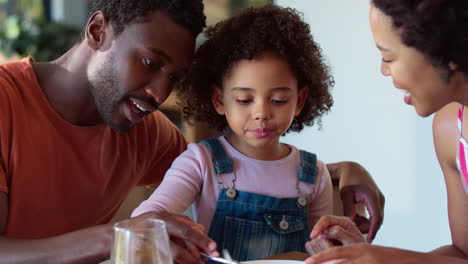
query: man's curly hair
[
  {"left": 177, "top": 4, "right": 334, "bottom": 133},
  {"left": 86, "top": 0, "right": 205, "bottom": 37},
  {"left": 372, "top": 0, "right": 468, "bottom": 80}
]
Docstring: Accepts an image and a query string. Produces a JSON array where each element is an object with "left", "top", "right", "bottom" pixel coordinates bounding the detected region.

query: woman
[{"left": 306, "top": 1, "right": 468, "bottom": 263}]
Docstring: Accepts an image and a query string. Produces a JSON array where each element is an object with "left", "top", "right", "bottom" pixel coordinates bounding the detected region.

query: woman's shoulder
[
  {"left": 433, "top": 102, "right": 460, "bottom": 167},
  {"left": 433, "top": 102, "right": 459, "bottom": 140},
  {"left": 434, "top": 102, "right": 459, "bottom": 125}
]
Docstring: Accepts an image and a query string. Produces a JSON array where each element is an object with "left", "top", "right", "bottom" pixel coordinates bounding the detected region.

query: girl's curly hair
[
  {"left": 372, "top": 0, "right": 468, "bottom": 80},
  {"left": 176, "top": 4, "right": 334, "bottom": 133}
]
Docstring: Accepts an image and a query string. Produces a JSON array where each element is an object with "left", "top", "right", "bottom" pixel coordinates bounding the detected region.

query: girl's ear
[
  {"left": 211, "top": 85, "right": 225, "bottom": 115},
  {"left": 295, "top": 86, "right": 309, "bottom": 116},
  {"left": 85, "top": 11, "right": 108, "bottom": 50}
]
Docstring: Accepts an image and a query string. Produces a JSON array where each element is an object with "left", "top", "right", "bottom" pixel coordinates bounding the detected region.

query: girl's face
[
  {"left": 369, "top": 5, "right": 461, "bottom": 117},
  {"left": 212, "top": 51, "right": 307, "bottom": 159}
]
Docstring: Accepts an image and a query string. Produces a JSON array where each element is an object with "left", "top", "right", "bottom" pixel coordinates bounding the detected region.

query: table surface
[
  {"left": 264, "top": 251, "right": 309, "bottom": 261},
  {"left": 101, "top": 251, "right": 310, "bottom": 263}
]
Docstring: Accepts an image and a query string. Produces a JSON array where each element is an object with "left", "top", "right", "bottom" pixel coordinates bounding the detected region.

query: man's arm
[
  {"left": 0, "top": 192, "right": 216, "bottom": 264},
  {"left": 326, "top": 161, "right": 385, "bottom": 242},
  {"left": 0, "top": 192, "right": 6, "bottom": 234},
  {"left": 0, "top": 191, "right": 113, "bottom": 263}
]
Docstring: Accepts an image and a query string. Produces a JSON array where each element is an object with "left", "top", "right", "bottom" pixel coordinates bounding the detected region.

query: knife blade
[{"left": 200, "top": 252, "right": 239, "bottom": 264}]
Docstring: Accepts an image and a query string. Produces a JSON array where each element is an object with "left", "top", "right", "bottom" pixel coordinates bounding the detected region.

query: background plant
[
  {"left": 0, "top": 15, "right": 80, "bottom": 61},
  {"left": 0, "top": 0, "right": 80, "bottom": 61}
]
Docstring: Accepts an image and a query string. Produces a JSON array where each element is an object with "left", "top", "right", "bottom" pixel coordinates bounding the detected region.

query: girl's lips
[{"left": 250, "top": 129, "right": 273, "bottom": 138}]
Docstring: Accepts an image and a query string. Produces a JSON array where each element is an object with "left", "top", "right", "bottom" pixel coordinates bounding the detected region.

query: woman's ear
[
  {"left": 295, "top": 86, "right": 309, "bottom": 116},
  {"left": 211, "top": 85, "right": 225, "bottom": 115},
  {"left": 85, "top": 11, "right": 108, "bottom": 50}
]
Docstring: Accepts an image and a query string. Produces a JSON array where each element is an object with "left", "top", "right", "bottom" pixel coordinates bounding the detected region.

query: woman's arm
[{"left": 432, "top": 103, "right": 468, "bottom": 259}]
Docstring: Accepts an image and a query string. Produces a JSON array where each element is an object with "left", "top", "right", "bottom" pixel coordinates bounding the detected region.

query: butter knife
[{"left": 200, "top": 253, "right": 239, "bottom": 264}]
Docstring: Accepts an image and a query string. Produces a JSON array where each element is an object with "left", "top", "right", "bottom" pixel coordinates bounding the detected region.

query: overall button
[
  {"left": 279, "top": 220, "right": 289, "bottom": 230},
  {"left": 226, "top": 188, "right": 237, "bottom": 200},
  {"left": 297, "top": 197, "right": 307, "bottom": 207}
]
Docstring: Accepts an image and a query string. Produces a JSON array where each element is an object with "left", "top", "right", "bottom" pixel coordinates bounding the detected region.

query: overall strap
[
  {"left": 200, "top": 138, "right": 234, "bottom": 174},
  {"left": 299, "top": 150, "right": 318, "bottom": 185}
]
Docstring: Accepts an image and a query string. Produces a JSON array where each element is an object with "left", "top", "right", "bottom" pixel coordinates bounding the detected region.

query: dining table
[{"left": 264, "top": 251, "right": 309, "bottom": 261}]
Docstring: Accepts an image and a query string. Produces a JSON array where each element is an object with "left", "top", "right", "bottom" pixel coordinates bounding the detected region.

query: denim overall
[{"left": 201, "top": 138, "right": 318, "bottom": 262}]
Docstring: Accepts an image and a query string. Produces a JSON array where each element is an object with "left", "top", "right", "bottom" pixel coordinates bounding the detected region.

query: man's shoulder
[
  {"left": 0, "top": 57, "right": 35, "bottom": 96},
  {"left": 0, "top": 57, "right": 33, "bottom": 78}
]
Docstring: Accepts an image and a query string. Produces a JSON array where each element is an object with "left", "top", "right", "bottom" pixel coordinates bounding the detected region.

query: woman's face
[{"left": 369, "top": 4, "right": 459, "bottom": 117}]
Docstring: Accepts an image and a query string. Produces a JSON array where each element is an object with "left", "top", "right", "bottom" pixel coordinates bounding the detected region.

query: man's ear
[
  {"left": 295, "top": 86, "right": 309, "bottom": 116},
  {"left": 211, "top": 85, "right": 225, "bottom": 115},
  {"left": 449, "top": 61, "right": 458, "bottom": 71},
  {"left": 85, "top": 11, "right": 108, "bottom": 50}
]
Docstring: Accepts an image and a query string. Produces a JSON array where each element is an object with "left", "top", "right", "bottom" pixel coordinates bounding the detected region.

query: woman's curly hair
[
  {"left": 372, "top": 0, "right": 468, "bottom": 80},
  {"left": 176, "top": 4, "right": 334, "bottom": 133}
]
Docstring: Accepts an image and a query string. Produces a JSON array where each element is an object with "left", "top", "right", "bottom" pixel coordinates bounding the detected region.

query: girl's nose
[{"left": 253, "top": 103, "right": 272, "bottom": 120}]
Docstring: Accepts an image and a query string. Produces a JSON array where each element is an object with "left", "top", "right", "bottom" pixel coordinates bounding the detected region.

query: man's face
[{"left": 87, "top": 11, "right": 196, "bottom": 133}]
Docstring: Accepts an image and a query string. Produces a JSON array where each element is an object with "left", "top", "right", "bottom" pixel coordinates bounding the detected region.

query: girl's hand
[
  {"left": 310, "top": 215, "right": 365, "bottom": 242},
  {"left": 306, "top": 215, "right": 366, "bottom": 255}
]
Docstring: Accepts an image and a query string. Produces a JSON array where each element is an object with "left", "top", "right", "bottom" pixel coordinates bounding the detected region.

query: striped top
[{"left": 456, "top": 105, "right": 468, "bottom": 194}]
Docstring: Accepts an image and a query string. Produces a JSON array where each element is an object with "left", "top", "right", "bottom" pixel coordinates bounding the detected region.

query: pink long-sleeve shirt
[{"left": 132, "top": 136, "right": 333, "bottom": 231}]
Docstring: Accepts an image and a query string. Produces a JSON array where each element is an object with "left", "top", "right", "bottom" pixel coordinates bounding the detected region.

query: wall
[
  {"left": 51, "top": 0, "right": 88, "bottom": 27},
  {"left": 276, "top": 0, "right": 450, "bottom": 251}
]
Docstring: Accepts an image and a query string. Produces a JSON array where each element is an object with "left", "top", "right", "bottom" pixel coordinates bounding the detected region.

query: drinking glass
[{"left": 111, "top": 218, "right": 173, "bottom": 264}]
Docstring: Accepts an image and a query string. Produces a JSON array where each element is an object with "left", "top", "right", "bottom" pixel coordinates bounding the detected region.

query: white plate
[{"left": 241, "top": 261, "right": 303, "bottom": 264}]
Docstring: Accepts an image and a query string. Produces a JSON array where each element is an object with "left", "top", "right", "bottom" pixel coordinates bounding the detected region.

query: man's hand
[
  {"left": 327, "top": 162, "right": 385, "bottom": 242},
  {"left": 134, "top": 211, "right": 218, "bottom": 264},
  {"left": 306, "top": 215, "right": 366, "bottom": 255}
]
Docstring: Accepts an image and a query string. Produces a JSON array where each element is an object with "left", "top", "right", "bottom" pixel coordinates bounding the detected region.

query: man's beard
[{"left": 88, "top": 64, "right": 130, "bottom": 133}]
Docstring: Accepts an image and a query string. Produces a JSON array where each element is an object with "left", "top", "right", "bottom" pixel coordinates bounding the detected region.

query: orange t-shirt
[{"left": 0, "top": 57, "right": 188, "bottom": 239}]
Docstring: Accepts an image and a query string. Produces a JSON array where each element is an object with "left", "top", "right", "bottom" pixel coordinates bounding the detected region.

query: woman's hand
[
  {"left": 306, "top": 215, "right": 366, "bottom": 255},
  {"left": 304, "top": 243, "right": 468, "bottom": 264}
]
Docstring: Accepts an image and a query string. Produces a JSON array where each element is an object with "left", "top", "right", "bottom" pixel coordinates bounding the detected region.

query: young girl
[{"left": 132, "top": 4, "right": 334, "bottom": 261}]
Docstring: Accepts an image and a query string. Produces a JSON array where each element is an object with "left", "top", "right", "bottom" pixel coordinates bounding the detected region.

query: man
[{"left": 0, "top": 0, "right": 383, "bottom": 263}]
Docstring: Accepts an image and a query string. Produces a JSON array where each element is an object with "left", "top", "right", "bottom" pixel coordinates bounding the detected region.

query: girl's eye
[
  {"left": 272, "top": 99, "right": 287, "bottom": 105},
  {"left": 236, "top": 99, "right": 251, "bottom": 105}
]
